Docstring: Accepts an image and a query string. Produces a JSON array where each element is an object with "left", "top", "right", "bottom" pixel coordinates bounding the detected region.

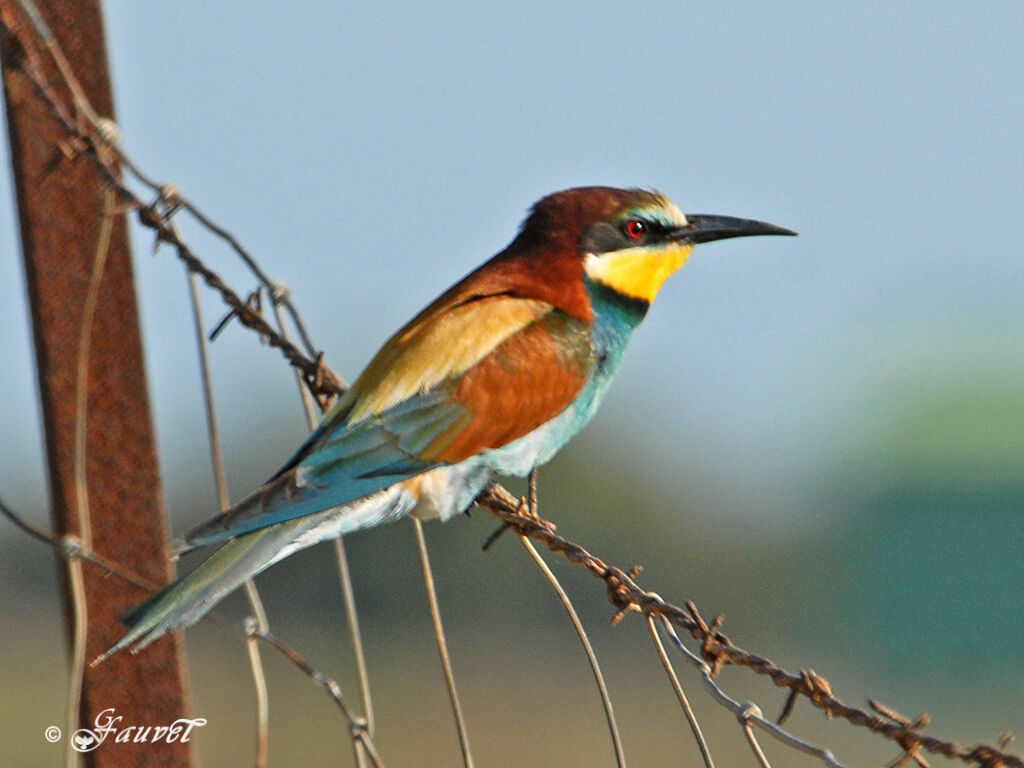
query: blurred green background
[{"left": 2, "top": 1, "right": 1023, "bottom": 766}]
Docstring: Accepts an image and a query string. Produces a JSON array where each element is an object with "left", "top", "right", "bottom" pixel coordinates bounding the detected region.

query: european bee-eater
[{"left": 104, "top": 186, "right": 795, "bottom": 659}]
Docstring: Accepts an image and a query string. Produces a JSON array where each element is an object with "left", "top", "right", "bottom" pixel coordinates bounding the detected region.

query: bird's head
[
  {"left": 509, "top": 187, "right": 796, "bottom": 307},
  {"left": 428, "top": 187, "right": 795, "bottom": 326}
]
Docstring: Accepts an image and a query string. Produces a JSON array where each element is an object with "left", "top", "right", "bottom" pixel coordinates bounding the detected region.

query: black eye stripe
[{"left": 579, "top": 216, "right": 669, "bottom": 254}]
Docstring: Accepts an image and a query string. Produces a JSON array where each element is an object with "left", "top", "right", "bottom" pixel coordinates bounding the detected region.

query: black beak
[{"left": 675, "top": 214, "right": 798, "bottom": 244}]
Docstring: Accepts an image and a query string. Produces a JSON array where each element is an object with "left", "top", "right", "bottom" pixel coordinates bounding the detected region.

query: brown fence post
[{"left": 1, "top": 1, "right": 194, "bottom": 765}]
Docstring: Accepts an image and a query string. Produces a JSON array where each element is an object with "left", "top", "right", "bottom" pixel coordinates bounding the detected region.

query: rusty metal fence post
[{"left": 1, "top": 1, "right": 194, "bottom": 765}]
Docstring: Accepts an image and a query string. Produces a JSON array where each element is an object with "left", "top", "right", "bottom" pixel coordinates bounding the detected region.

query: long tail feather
[
  {"left": 177, "top": 446, "right": 434, "bottom": 552},
  {"left": 95, "top": 485, "right": 417, "bottom": 664}
]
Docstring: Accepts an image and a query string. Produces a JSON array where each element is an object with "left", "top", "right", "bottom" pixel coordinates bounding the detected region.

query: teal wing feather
[
  {"left": 181, "top": 294, "right": 563, "bottom": 549},
  {"left": 179, "top": 387, "right": 466, "bottom": 549}
]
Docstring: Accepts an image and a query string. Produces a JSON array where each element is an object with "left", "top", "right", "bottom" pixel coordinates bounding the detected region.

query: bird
[{"left": 100, "top": 186, "right": 795, "bottom": 661}]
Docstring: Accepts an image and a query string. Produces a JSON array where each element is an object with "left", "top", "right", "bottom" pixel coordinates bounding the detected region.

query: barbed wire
[
  {"left": 1, "top": 5, "right": 358, "bottom": 768},
  {"left": 0, "top": 495, "right": 385, "bottom": 765},
  {"left": 2, "top": 2, "right": 1021, "bottom": 767},
  {"left": 0, "top": 0, "right": 344, "bottom": 406},
  {"left": 476, "top": 485, "right": 1022, "bottom": 768}
]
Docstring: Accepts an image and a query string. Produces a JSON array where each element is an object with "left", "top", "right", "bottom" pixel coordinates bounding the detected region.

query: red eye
[{"left": 623, "top": 219, "right": 647, "bottom": 239}]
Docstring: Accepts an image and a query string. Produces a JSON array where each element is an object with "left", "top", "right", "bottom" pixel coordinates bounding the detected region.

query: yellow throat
[{"left": 583, "top": 241, "right": 693, "bottom": 303}]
